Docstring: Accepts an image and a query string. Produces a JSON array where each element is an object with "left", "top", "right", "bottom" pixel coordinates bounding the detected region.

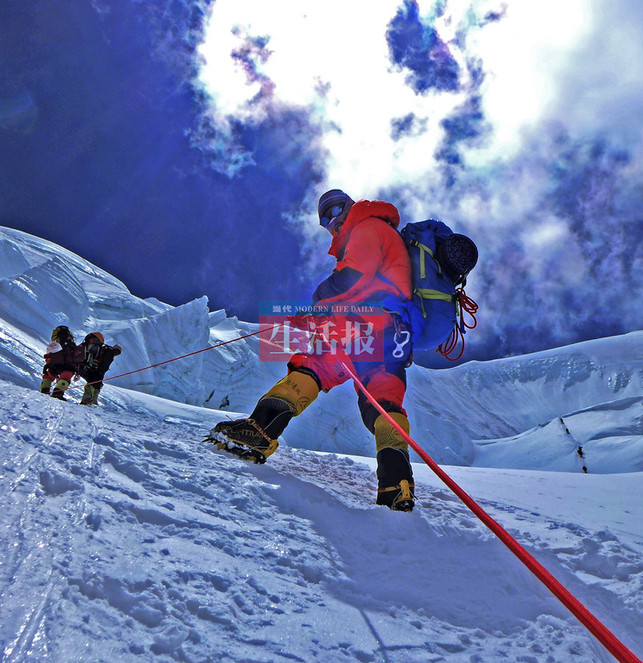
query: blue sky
[{"left": 1, "top": 0, "right": 641, "bottom": 362}]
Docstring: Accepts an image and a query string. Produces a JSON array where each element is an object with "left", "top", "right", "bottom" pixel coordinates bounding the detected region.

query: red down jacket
[
  {"left": 288, "top": 200, "right": 412, "bottom": 398},
  {"left": 312, "top": 199, "right": 412, "bottom": 324}
]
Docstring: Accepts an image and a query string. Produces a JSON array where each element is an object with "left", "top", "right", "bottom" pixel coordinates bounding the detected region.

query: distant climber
[
  {"left": 78, "top": 332, "right": 122, "bottom": 405},
  {"left": 40, "top": 326, "right": 85, "bottom": 400},
  {"left": 205, "top": 189, "right": 416, "bottom": 512}
]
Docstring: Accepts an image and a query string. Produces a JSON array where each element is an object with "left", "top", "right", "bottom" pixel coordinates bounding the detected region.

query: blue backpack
[{"left": 382, "top": 219, "right": 478, "bottom": 360}]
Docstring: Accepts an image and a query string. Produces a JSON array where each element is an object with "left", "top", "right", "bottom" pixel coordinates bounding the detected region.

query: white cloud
[
  {"left": 190, "top": 0, "right": 643, "bottom": 350},
  {"left": 463, "top": 0, "right": 594, "bottom": 163},
  {"left": 467, "top": 0, "right": 643, "bottom": 162},
  {"left": 195, "top": 0, "right": 643, "bottom": 222},
  {"left": 196, "top": 0, "right": 472, "bottom": 197}
]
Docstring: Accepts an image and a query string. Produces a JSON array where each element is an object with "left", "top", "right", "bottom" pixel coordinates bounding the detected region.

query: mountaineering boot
[
  {"left": 51, "top": 379, "right": 70, "bottom": 401},
  {"left": 81, "top": 384, "right": 101, "bottom": 405},
  {"left": 40, "top": 377, "right": 52, "bottom": 395},
  {"left": 206, "top": 370, "right": 320, "bottom": 464},
  {"left": 208, "top": 417, "right": 280, "bottom": 464},
  {"left": 374, "top": 412, "right": 415, "bottom": 512},
  {"left": 376, "top": 448, "right": 415, "bottom": 511},
  {"left": 259, "top": 369, "right": 320, "bottom": 417}
]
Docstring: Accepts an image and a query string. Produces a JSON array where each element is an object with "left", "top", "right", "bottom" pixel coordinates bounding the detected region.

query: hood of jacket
[{"left": 329, "top": 199, "right": 400, "bottom": 259}]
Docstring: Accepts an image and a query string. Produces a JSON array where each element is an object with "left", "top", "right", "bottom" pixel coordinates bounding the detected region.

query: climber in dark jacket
[{"left": 78, "top": 332, "right": 122, "bottom": 405}]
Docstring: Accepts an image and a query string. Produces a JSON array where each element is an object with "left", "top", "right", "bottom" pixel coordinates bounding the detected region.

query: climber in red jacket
[{"left": 207, "top": 189, "right": 416, "bottom": 511}]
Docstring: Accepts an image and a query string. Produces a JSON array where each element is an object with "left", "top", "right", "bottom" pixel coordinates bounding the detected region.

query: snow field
[{"left": 1, "top": 382, "right": 641, "bottom": 662}]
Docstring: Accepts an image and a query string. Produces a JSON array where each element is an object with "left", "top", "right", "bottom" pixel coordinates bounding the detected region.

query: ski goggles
[{"left": 319, "top": 205, "right": 344, "bottom": 228}]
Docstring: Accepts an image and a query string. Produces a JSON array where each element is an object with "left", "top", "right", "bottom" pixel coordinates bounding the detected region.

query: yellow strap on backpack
[
  {"left": 414, "top": 287, "right": 455, "bottom": 317},
  {"left": 410, "top": 239, "right": 441, "bottom": 279}
]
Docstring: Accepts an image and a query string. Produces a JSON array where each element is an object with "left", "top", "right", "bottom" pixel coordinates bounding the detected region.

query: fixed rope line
[
  {"left": 333, "top": 352, "right": 640, "bottom": 663},
  {"left": 67, "top": 327, "right": 269, "bottom": 391}
]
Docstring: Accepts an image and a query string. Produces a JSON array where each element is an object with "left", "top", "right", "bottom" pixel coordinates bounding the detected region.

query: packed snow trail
[{"left": 1, "top": 382, "right": 642, "bottom": 662}]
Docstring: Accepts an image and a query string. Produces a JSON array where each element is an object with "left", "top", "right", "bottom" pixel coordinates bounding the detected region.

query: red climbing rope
[
  {"left": 437, "top": 288, "right": 479, "bottom": 362},
  {"left": 68, "top": 327, "right": 269, "bottom": 390},
  {"left": 337, "top": 354, "right": 640, "bottom": 663}
]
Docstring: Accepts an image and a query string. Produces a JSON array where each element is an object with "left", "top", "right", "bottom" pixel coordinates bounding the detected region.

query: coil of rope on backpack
[{"left": 437, "top": 288, "right": 479, "bottom": 362}]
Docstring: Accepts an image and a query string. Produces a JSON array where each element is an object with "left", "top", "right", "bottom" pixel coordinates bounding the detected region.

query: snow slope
[
  {"left": 0, "top": 225, "right": 642, "bottom": 661},
  {"left": 1, "top": 384, "right": 642, "bottom": 662}
]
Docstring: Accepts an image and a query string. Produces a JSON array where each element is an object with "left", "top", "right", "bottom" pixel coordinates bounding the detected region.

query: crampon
[
  {"left": 203, "top": 419, "right": 279, "bottom": 465},
  {"left": 378, "top": 479, "right": 415, "bottom": 512}
]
